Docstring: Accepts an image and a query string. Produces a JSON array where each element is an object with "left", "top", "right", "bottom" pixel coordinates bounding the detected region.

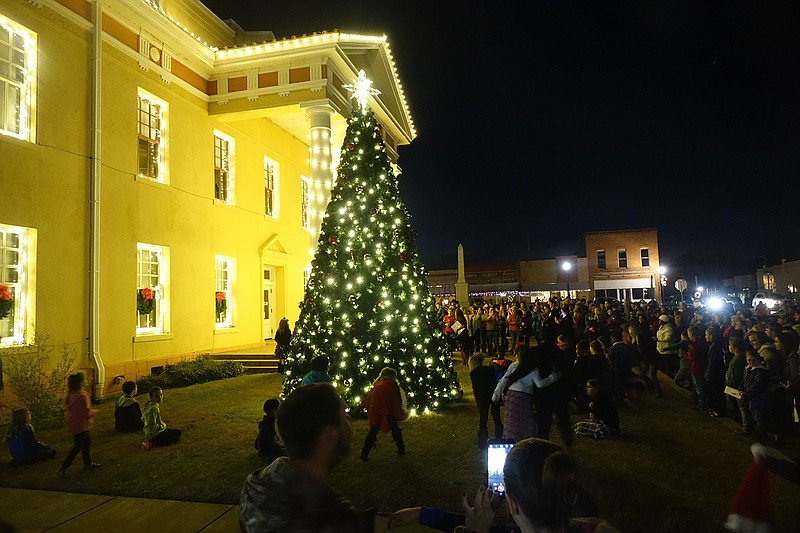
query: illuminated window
[
  {"left": 137, "top": 90, "right": 167, "bottom": 183},
  {"left": 301, "top": 178, "right": 310, "bottom": 229},
  {"left": 213, "top": 131, "right": 234, "bottom": 204},
  {"left": 640, "top": 248, "right": 649, "bottom": 268},
  {"left": 264, "top": 157, "right": 279, "bottom": 218},
  {"left": 618, "top": 249, "right": 627, "bottom": 269},
  {"left": 215, "top": 255, "right": 235, "bottom": 328},
  {"left": 0, "top": 15, "right": 36, "bottom": 141},
  {"left": 136, "top": 243, "right": 169, "bottom": 335},
  {"left": 597, "top": 250, "right": 606, "bottom": 270},
  {"left": 0, "top": 223, "right": 35, "bottom": 345}
]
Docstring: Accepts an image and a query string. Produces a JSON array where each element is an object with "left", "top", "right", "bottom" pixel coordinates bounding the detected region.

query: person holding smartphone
[{"left": 460, "top": 439, "right": 618, "bottom": 533}]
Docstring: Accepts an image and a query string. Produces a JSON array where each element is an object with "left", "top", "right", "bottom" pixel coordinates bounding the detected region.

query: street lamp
[
  {"left": 561, "top": 261, "right": 572, "bottom": 298},
  {"left": 658, "top": 266, "right": 667, "bottom": 304}
]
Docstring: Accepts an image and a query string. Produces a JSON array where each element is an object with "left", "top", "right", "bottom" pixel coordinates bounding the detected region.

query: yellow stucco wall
[
  {"left": 0, "top": 0, "right": 90, "bottom": 351},
  {"left": 98, "top": 44, "right": 310, "bottom": 382}
]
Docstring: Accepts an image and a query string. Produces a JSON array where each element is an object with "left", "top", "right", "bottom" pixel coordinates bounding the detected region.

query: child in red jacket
[
  {"left": 57, "top": 372, "right": 99, "bottom": 475},
  {"left": 360, "top": 367, "right": 407, "bottom": 461}
]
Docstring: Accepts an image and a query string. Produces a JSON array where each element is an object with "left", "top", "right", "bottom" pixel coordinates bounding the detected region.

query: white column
[{"left": 301, "top": 100, "right": 339, "bottom": 256}]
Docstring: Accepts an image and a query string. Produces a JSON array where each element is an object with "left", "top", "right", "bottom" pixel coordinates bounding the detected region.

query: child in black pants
[{"left": 469, "top": 354, "right": 503, "bottom": 448}]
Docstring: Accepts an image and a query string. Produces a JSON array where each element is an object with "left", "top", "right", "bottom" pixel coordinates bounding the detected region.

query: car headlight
[
  {"left": 707, "top": 298, "right": 723, "bottom": 310},
  {"left": 765, "top": 299, "right": 775, "bottom": 308}
]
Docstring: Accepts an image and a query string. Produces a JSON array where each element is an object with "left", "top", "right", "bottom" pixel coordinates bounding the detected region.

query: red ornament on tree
[
  {"left": 305, "top": 299, "right": 313, "bottom": 307},
  {"left": 370, "top": 208, "right": 378, "bottom": 217},
  {"left": 374, "top": 122, "right": 382, "bottom": 133},
  {"left": 397, "top": 252, "right": 405, "bottom": 261},
  {"left": 328, "top": 235, "right": 337, "bottom": 244},
  {"left": 347, "top": 142, "right": 355, "bottom": 151}
]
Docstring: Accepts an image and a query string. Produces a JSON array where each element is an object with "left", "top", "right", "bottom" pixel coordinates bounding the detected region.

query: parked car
[{"left": 751, "top": 293, "right": 785, "bottom": 310}]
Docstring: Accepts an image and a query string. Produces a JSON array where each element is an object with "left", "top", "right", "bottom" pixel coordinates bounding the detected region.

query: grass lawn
[{"left": 1, "top": 363, "right": 799, "bottom": 532}]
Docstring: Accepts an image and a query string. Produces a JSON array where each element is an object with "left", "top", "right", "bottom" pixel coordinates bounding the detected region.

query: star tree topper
[{"left": 343, "top": 69, "right": 381, "bottom": 111}]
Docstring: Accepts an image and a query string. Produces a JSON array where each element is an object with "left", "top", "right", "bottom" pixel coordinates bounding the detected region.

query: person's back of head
[
  {"left": 310, "top": 355, "right": 330, "bottom": 373},
  {"left": 67, "top": 372, "right": 84, "bottom": 392},
  {"left": 8, "top": 408, "right": 29, "bottom": 436},
  {"left": 263, "top": 398, "right": 280, "bottom": 414},
  {"left": 468, "top": 354, "right": 485, "bottom": 371},
  {"left": 503, "top": 438, "right": 580, "bottom": 532},
  {"left": 122, "top": 381, "right": 137, "bottom": 396},
  {"left": 277, "top": 384, "right": 342, "bottom": 460},
  {"left": 378, "top": 367, "right": 397, "bottom": 380}
]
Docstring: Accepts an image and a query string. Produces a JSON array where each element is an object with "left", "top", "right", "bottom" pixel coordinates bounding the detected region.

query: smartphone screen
[{"left": 487, "top": 440, "right": 514, "bottom": 496}]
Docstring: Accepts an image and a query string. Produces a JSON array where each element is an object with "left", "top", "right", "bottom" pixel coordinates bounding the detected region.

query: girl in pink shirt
[{"left": 57, "top": 372, "right": 99, "bottom": 475}]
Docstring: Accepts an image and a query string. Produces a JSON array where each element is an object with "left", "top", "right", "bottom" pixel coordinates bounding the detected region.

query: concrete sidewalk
[
  {"left": 0, "top": 487, "right": 434, "bottom": 532},
  {"left": 0, "top": 488, "right": 239, "bottom": 532}
]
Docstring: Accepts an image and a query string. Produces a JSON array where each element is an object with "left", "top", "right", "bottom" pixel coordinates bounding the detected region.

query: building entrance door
[{"left": 262, "top": 266, "right": 275, "bottom": 340}]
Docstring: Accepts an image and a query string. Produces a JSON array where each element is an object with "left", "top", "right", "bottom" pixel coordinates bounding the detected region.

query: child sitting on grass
[
  {"left": 57, "top": 372, "right": 99, "bottom": 475},
  {"left": 114, "top": 381, "right": 144, "bottom": 433},
  {"left": 4, "top": 408, "right": 56, "bottom": 465},
  {"left": 254, "top": 398, "right": 285, "bottom": 462},
  {"left": 141, "top": 386, "right": 181, "bottom": 450},
  {"left": 574, "top": 379, "right": 619, "bottom": 439}
]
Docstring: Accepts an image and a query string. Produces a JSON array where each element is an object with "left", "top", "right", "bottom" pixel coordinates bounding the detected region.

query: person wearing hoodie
[
  {"left": 360, "top": 367, "right": 407, "bottom": 461},
  {"left": 141, "top": 386, "right": 181, "bottom": 450},
  {"left": 56, "top": 372, "right": 99, "bottom": 475},
  {"left": 114, "top": 381, "right": 144, "bottom": 432}
]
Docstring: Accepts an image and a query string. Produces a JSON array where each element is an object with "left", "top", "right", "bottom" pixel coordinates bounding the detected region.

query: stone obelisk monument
[{"left": 455, "top": 244, "right": 469, "bottom": 305}]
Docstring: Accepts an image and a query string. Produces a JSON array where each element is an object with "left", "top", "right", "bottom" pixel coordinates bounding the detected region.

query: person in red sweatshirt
[
  {"left": 360, "top": 367, "right": 407, "bottom": 461},
  {"left": 57, "top": 372, "right": 99, "bottom": 475}
]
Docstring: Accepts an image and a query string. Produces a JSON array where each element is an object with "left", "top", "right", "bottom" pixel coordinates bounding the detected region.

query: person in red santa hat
[{"left": 360, "top": 367, "right": 407, "bottom": 461}]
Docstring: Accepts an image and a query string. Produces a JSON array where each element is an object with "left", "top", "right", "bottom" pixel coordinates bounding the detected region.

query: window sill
[
  {"left": 214, "top": 326, "right": 240, "bottom": 335},
  {"left": 214, "top": 198, "right": 235, "bottom": 207},
  {"left": 134, "top": 333, "right": 173, "bottom": 343},
  {"left": 135, "top": 175, "right": 170, "bottom": 190}
]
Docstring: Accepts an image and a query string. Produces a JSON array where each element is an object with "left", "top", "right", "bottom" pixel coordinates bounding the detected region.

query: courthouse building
[{"left": 0, "top": 0, "right": 414, "bottom": 398}]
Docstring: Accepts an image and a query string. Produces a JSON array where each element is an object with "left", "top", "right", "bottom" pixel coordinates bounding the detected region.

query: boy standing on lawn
[{"left": 141, "top": 387, "right": 181, "bottom": 450}]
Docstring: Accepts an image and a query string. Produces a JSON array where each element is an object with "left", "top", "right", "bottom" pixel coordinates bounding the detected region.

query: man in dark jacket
[{"left": 239, "top": 384, "right": 373, "bottom": 533}]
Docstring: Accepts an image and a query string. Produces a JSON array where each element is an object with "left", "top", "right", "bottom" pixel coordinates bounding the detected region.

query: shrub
[
  {"left": 136, "top": 355, "right": 244, "bottom": 394},
  {"left": 3, "top": 336, "right": 78, "bottom": 428}
]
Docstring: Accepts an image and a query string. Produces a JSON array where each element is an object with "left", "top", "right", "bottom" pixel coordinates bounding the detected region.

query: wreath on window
[
  {"left": 215, "top": 291, "right": 227, "bottom": 318},
  {"left": 137, "top": 287, "right": 155, "bottom": 315},
  {"left": 0, "top": 285, "right": 13, "bottom": 320}
]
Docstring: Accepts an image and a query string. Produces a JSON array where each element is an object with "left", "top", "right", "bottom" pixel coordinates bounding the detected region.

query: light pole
[
  {"left": 561, "top": 261, "right": 572, "bottom": 299},
  {"left": 658, "top": 266, "right": 667, "bottom": 304}
]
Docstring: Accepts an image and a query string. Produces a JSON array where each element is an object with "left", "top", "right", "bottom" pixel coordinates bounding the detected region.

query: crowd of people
[
  {"left": 5, "top": 297, "right": 799, "bottom": 532},
  {"left": 439, "top": 296, "right": 800, "bottom": 450}
]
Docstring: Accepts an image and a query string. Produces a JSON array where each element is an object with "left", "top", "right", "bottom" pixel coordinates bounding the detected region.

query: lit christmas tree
[{"left": 283, "top": 71, "right": 461, "bottom": 415}]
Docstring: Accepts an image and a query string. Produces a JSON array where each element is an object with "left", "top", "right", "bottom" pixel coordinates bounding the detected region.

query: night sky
[{"left": 200, "top": 1, "right": 800, "bottom": 281}]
